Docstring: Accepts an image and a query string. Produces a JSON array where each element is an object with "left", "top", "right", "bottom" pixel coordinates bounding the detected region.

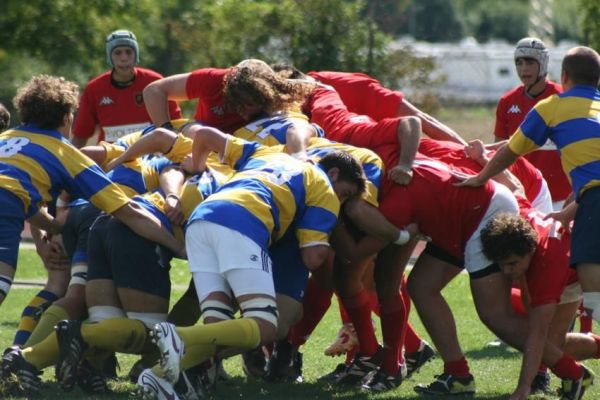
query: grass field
[
  {"left": 2, "top": 246, "right": 599, "bottom": 400},
  {"left": 2, "top": 107, "right": 598, "bottom": 399}
]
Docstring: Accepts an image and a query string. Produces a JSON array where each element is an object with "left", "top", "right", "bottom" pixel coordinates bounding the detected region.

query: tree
[{"left": 579, "top": 0, "right": 600, "bottom": 51}]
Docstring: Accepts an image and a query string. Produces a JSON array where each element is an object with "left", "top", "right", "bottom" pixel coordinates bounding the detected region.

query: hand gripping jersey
[
  {"left": 72, "top": 67, "right": 182, "bottom": 142},
  {"left": 188, "top": 137, "right": 341, "bottom": 250},
  {"left": 508, "top": 85, "right": 600, "bottom": 201},
  {"left": 0, "top": 125, "right": 130, "bottom": 217}
]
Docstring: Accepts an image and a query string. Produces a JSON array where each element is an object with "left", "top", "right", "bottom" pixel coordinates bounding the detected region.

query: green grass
[{"left": 2, "top": 247, "right": 599, "bottom": 399}]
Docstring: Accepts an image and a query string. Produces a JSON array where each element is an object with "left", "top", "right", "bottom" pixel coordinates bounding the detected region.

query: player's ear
[{"left": 326, "top": 167, "right": 339, "bottom": 182}]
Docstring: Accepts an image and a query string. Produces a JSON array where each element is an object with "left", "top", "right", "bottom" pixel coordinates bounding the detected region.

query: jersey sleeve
[
  {"left": 527, "top": 237, "right": 571, "bottom": 307},
  {"left": 493, "top": 99, "right": 509, "bottom": 139},
  {"left": 72, "top": 86, "right": 98, "bottom": 139},
  {"left": 221, "top": 136, "right": 263, "bottom": 170},
  {"left": 295, "top": 167, "right": 340, "bottom": 248}
]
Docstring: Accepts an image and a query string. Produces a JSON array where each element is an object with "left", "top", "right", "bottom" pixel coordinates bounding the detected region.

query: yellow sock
[
  {"left": 24, "top": 304, "right": 69, "bottom": 347},
  {"left": 13, "top": 290, "right": 58, "bottom": 346},
  {"left": 22, "top": 332, "right": 59, "bottom": 370},
  {"left": 81, "top": 318, "right": 149, "bottom": 353},
  {"left": 181, "top": 343, "right": 217, "bottom": 370},
  {"left": 177, "top": 318, "right": 261, "bottom": 349}
]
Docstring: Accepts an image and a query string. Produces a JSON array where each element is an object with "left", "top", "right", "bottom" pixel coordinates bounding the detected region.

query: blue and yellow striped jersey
[
  {"left": 508, "top": 85, "right": 600, "bottom": 199},
  {"left": 107, "top": 156, "right": 175, "bottom": 198},
  {"left": 233, "top": 111, "right": 323, "bottom": 146},
  {"left": 0, "top": 125, "right": 130, "bottom": 217},
  {"left": 188, "top": 136, "right": 340, "bottom": 250}
]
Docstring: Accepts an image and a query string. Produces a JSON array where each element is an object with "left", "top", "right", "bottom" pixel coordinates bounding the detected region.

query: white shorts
[
  {"left": 531, "top": 178, "right": 553, "bottom": 215},
  {"left": 560, "top": 282, "right": 583, "bottom": 305},
  {"left": 186, "top": 220, "right": 272, "bottom": 274},
  {"left": 464, "top": 183, "right": 519, "bottom": 274},
  {"left": 192, "top": 268, "right": 276, "bottom": 303},
  {"left": 552, "top": 199, "right": 566, "bottom": 212}
]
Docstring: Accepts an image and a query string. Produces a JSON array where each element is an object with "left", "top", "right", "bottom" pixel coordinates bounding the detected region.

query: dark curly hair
[
  {"left": 318, "top": 151, "right": 367, "bottom": 196},
  {"left": 480, "top": 213, "right": 538, "bottom": 262},
  {"left": 13, "top": 75, "right": 79, "bottom": 129},
  {"left": 224, "top": 61, "right": 315, "bottom": 116}
]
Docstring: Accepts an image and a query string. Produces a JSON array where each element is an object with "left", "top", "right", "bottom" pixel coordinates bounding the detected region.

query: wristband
[{"left": 393, "top": 230, "right": 410, "bottom": 245}]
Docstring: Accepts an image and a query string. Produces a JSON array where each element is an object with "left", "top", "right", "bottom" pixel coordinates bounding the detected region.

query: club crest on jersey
[
  {"left": 508, "top": 104, "right": 521, "bottom": 114},
  {"left": 99, "top": 96, "right": 114, "bottom": 106},
  {"left": 210, "top": 105, "right": 225, "bottom": 116},
  {"left": 135, "top": 93, "right": 144, "bottom": 106}
]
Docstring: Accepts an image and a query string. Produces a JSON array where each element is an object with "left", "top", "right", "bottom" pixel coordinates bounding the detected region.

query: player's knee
[
  {"left": 240, "top": 297, "right": 279, "bottom": 344},
  {"left": 201, "top": 299, "right": 235, "bottom": 323},
  {"left": 87, "top": 305, "right": 126, "bottom": 323},
  {"left": 0, "top": 273, "right": 14, "bottom": 303},
  {"left": 582, "top": 292, "right": 600, "bottom": 323}
]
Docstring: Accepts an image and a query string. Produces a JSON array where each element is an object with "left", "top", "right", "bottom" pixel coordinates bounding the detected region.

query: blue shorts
[
  {"left": 271, "top": 236, "right": 309, "bottom": 301},
  {"left": 0, "top": 188, "right": 25, "bottom": 268},
  {"left": 571, "top": 186, "right": 600, "bottom": 267},
  {"left": 87, "top": 215, "right": 172, "bottom": 299},
  {"left": 61, "top": 203, "right": 101, "bottom": 264}
]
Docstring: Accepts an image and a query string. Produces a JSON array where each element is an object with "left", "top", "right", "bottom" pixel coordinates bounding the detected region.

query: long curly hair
[
  {"left": 224, "top": 61, "right": 315, "bottom": 116},
  {"left": 13, "top": 75, "right": 79, "bottom": 129}
]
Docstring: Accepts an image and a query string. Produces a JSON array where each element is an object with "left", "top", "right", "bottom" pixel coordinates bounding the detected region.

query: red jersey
[
  {"left": 73, "top": 67, "right": 182, "bottom": 143},
  {"left": 307, "top": 71, "right": 403, "bottom": 122},
  {"left": 379, "top": 154, "right": 494, "bottom": 262},
  {"left": 306, "top": 86, "right": 399, "bottom": 148},
  {"left": 186, "top": 68, "right": 246, "bottom": 133},
  {"left": 518, "top": 198, "right": 577, "bottom": 307},
  {"left": 418, "top": 138, "right": 543, "bottom": 205},
  {"left": 494, "top": 81, "right": 570, "bottom": 201}
]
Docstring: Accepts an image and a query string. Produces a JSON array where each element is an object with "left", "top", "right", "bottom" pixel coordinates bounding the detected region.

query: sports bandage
[
  {"left": 68, "top": 264, "right": 88, "bottom": 287},
  {"left": 393, "top": 230, "right": 411, "bottom": 245},
  {"left": 240, "top": 298, "right": 279, "bottom": 327},
  {"left": 87, "top": 305, "right": 126, "bottom": 323},
  {"left": 582, "top": 292, "right": 600, "bottom": 323},
  {"left": 201, "top": 300, "right": 235, "bottom": 321},
  {"left": 0, "top": 274, "right": 13, "bottom": 298}
]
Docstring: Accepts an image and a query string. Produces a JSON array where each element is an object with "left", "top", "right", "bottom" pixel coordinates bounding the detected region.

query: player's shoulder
[
  {"left": 85, "top": 71, "right": 112, "bottom": 88},
  {"left": 500, "top": 85, "right": 525, "bottom": 101},
  {"left": 134, "top": 67, "right": 165, "bottom": 80}
]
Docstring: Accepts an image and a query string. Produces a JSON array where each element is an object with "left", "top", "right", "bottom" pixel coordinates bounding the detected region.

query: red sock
[
  {"left": 552, "top": 354, "right": 583, "bottom": 380},
  {"left": 340, "top": 290, "right": 379, "bottom": 356},
  {"left": 580, "top": 305, "right": 593, "bottom": 333},
  {"left": 337, "top": 293, "right": 351, "bottom": 324},
  {"left": 401, "top": 276, "right": 422, "bottom": 354},
  {"left": 288, "top": 279, "right": 333, "bottom": 347},
  {"left": 367, "top": 290, "right": 380, "bottom": 317},
  {"left": 345, "top": 345, "right": 358, "bottom": 365},
  {"left": 379, "top": 294, "right": 406, "bottom": 375},
  {"left": 590, "top": 334, "right": 600, "bottom": 358},
  {"left": 444, "top": 357, "right": 470, "bottom": 377}
]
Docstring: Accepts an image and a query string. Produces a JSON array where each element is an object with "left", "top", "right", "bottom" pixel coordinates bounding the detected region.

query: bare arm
[
  {"left": 398, "top": 99, "right": 467, "bottom": 146},
  {"left": 456, "top": 143, "right": 520, "bottom": 187},
  {"left": 112, "top": 202, "right": 185, "bottom": 257},
  {"left": 160, "top": 166, "right": 186, "bottom": 226},
  {"left": 106, "top": 128, "right": 178, "bottom": 171},
  {"left": 192, "top": 127, "right": 229, "bottom": 171},
  {"left": 28, "top": 207, "right": 63, "bottom": 235},
  {"left": 510, "top": 303, "right": 555, "bottom": 400},
  {"left": 143, "top": 73, "right": 191, "bottom": 127},
  {"left": 80, "top": 145, "right": 108, "bottom": 166},
  {"left": 285, "top": 122, "right": 316, "bottom": 159},
  {"left": 388, "top": 116, "right": 421, "bottom": 185},
  {"left": 466, "top": 140, "right": 524, "bottom": 195}
]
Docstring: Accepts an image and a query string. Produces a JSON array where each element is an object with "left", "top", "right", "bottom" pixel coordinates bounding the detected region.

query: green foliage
[{"left": 579, "top": 0, "right": 600, "bottom": 50}]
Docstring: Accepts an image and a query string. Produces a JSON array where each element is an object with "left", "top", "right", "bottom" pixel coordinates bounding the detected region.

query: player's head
[
  {"left": 224, "top": 60, "right": 315, "bottom": 120},
  {"left": 514, "top": 37, "right": 549, "bottom": 82},
  {"left": 13, "top": 75, "right": 79, "bottom": 130},
  {"left": 0, "top": 102, "right": 10, "bottom": 132},
  {"left": 106, "top": 30, "right": 139, "bottom": 67},
  {"left": 317, "top": 151, "right": 366, "bottom": 204},
  {"left": 271, "top": 64, "right": 308, "bottom": 80},
  {"left": 561, "top": 46, "right": 600, "bottom": 88},
  {"left": 480, "top": 213, "right": 538, "bottom": 279}
]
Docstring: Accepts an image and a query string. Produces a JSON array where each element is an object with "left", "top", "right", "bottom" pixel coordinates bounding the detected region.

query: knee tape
[
  {"left": 87, "top": 305, "right": 126, "bottom": 323},
  {"left": 582, "top": 292, "right": 600, "bottom": 323},
  {"left": 68, "top": 264, "right": 88, "bottom": 287},
  {"left": 0, "top": 274, "right": 13, "bottom": 298},
  {"left": 240, "top": 298, "right": 278, "bottom": 327},
  {"left": 201, "top": 300, "right": 234, "bottom": 320}
]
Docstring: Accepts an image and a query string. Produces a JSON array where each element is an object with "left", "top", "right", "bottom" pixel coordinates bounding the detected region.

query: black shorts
[
  {"left": 62, "top": 203, "right": 102, "bottom": 264},
  {"left": 571, "top": 186, "right": 600, "bottom": 267},
  {"left": 87, "top": 215, "right": 172, "bottom": 299}
]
